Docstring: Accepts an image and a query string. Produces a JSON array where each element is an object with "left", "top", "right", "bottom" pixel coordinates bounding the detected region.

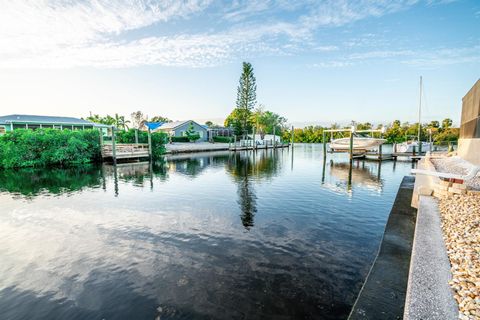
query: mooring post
[
  {"left": 135, "top": 129, "right": 139, "bottom": 144},
  {"left": 252, "top": 126, "right": 256, "bottom": 151},
  {"left": 111, "top": 126, "right": 117, "bottom": 165},
  {"left": 349, "top": 128, "right": 354, "bottom": 161},
  {"left": 291, "top": 126, "right": 294, "bottom": 147},
  {"left": 412, "top": 145, "right": 416, "bottom": 156},
  {"left": 147, "top": 128, "right": 152, "bottom": 160},
  {"left": 378, "top": 132, "right": 383, "bottom": 161},
  {"left": 273, "top": 126, "right": 276, "bottom": 149},
  {"left": 323, "top": 130, "right": 327, "bottom": 160}
]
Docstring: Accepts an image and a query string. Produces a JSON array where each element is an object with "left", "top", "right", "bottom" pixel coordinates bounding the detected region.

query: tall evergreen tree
[{"left": 236, "top": 62, "right": 257, "bottom": 138}]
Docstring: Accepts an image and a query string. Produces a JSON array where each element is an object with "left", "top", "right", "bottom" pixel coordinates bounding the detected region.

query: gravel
[{"left": 439, "top": 194, "right": 480, "bottom": 320}]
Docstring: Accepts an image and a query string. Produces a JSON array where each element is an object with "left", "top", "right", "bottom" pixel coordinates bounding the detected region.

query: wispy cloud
[
  {"left": 311, "top": 46, "right": 480, "bottom": 69},
  {"left": 0, "top": 0, "right": 468, "bottom": 69}
]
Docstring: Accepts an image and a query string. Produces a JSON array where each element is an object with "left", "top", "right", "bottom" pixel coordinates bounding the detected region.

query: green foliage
[
  {"left": 228, "top": 61, "right": 257, "bottom": 137},
  {"left": 184, "top": 122, "right": 200, "bottom": 142},
  {"left": 150, "top": 115, "right": 172, "bottom": 123},
  {"left": 171, "top": 136, "right": 190, "bottom": 142},
  {"left": 213, "top": 136, "right": 234, "bottom": 143},
  {"left": 225, "top": 108, "right": 251, "bottom": 136},
  {"left": 250, "top": 107, "right": 287, "bottom": 139},
  {"left": 442, "top": 118, "right": 453, "bottom": 129},
  {"left": 236, "top": 62, "right": 257, "bottom": 111},
  {"left": 0, "top": 129, "right": 101, "bottom": 168},
  {"left": 150, "top": 132, "right": 168, "bottom": 158},
  {"left": 282, "top": 118, "right": 459, "bottom": 144}
]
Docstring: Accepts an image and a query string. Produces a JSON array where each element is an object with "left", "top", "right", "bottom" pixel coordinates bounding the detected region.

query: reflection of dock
[{"left": 229, "top": 143, "right": 290, "bottom": 151}]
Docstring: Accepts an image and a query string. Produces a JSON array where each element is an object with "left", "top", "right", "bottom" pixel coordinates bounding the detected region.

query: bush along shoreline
[{"left": 0, "top": 129, "right": 168, "bottom": 169}]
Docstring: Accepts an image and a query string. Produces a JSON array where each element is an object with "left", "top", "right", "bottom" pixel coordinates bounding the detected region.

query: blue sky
[{"left": 0, "top": 0, "right": 479, "bottom": 127}]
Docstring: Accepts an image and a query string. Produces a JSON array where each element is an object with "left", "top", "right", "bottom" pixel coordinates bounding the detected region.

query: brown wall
[
  {"left": 458, "top": 79, "right": 480, "bottom": 165},
  {"left": 460, "top": 79, "right": 480, "bottom": 139}
]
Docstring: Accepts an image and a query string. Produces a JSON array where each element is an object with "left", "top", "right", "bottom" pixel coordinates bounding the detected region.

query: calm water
[{"left": 0, "top": 144, "right": 415, "bottom": 320}]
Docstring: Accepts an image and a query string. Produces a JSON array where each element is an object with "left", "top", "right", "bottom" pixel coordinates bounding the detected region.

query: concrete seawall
[{"left": 349, "top": 176, "right": 417, "bottom": 319}]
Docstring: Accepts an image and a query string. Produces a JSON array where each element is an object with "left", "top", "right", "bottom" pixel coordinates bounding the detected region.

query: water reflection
[
  {"left": 0, "top": 145, "right": 416, "bottom": 320},
  {"left": 0, "top": 165, "right": 102, "bottom": 198}
]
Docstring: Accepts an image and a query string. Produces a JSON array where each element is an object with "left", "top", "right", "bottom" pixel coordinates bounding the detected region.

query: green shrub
[
  {"left": 213, "top": 136, "right": 234, "bottom": 143},
  {"left": 0, "top": 129, "right": 102, "bottom": 168},
  {"left": 171, "top": 136, "right": 190, "bottom": 142},
  {"left": 150, "top": 132, "right": 168, "bottom": 158}
]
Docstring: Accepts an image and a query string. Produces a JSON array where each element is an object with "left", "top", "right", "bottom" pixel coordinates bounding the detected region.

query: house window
[{"left": 0, "top": 126, "right": 5, "bottom": 135}]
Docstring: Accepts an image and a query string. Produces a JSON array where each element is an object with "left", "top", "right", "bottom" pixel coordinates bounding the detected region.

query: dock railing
[{"left": 102, "top": 143, "right": 150, "bottom": 159}]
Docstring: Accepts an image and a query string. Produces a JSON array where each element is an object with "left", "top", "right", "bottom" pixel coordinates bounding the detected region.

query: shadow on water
[{"left": 0, "top": 165, "right": 103, "bottom": 198}]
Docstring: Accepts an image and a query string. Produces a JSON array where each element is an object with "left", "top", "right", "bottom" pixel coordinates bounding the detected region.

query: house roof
[
  {"left": 0, "top": 114, "right": 95, "bottom": 126},
  {"left": 156, "top": 120, "right": 190, "bottom": 130},
  {"left": 144, "top": 122, "right": 164, "bottom": 130}
]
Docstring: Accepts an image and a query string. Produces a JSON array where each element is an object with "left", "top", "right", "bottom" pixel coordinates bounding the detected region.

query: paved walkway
[{"left": 165, "top": 142, "right": 230, "bottom": 154}]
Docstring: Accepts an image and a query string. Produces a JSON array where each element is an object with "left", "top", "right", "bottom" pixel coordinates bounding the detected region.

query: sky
[{"left": 0, "top": 0, "right": 479, "bottom": 127}]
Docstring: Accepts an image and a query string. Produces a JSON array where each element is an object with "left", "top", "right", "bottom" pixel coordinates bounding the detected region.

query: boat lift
[{"left": 322, "top": 126, "right": 390, "bottom": 161}]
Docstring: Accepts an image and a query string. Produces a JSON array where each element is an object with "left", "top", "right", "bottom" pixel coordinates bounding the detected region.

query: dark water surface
[{"left": 0, "top": 144, "right": 415, "bottom": 320}]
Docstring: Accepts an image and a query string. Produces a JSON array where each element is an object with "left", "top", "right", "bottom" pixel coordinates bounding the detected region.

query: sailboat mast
[{"left": 418, "top": 76, "right": 422, "bottom": 142}]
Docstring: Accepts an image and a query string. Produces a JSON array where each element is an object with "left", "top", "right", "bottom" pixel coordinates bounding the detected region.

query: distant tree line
[{"left": 281, "top": 118, "right": 458, "bottom": 144}]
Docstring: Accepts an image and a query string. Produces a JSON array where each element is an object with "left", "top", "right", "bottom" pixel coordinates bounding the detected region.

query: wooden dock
[{"left": 102, "top": 143, "right": 150, "bottom": 160}]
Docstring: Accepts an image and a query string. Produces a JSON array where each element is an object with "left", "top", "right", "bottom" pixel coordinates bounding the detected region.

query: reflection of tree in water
[
  {"left": 0, "top": 165, "right": 102, "bottom": 198},
  {"left": 226, "top": 150, "right": 282, "bottom": 230}
]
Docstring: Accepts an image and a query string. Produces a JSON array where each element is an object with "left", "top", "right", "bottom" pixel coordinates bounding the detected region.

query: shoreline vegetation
[{"left": 0, "top": 128, "right": 167, "bottom": 169}]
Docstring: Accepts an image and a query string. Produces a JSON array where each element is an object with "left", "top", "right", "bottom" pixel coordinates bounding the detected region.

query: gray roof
[
  {"left": 0, "top": 114, "right": 95, "bottom": 125},
  {"left": 157, "top": 120, "right": 190, "bottom": 130},
  {"left": 155, "top": 120, "right": 206, "bottom": 131}
]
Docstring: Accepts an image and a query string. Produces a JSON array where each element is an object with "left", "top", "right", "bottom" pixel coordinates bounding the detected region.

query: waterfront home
[
  {"left": 0, "top": 114, "right": 110, "bottom": 135},
  {"left": 458, "top": 79, "right": 480, "bottom": 164},
  {"left": 153, "top": 120, "right": 208, "bottom": 142}
]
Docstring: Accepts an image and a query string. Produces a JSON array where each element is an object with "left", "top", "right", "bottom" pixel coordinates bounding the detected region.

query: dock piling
[{"left": 111, "top": 126, "right": 117, "bottom": 165}]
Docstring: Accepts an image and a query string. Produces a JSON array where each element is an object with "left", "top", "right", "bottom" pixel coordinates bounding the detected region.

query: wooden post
[
  {"left": 147, "top": 128, "right": 152, "bottom": 160},
  {"left": 273, "top": 126, "right": 276, "bottom": 149},
  {"left": 412, "top": 145, "right": 416, "bottom": 156},
  {"left": 323, "top": 130, "right": 327, "bottom": 160},
  {"left": 111, "top": 126, "right": 117, "bottom": 165},
  {"left": 378, "top": 132, "right": 383, "bottom": 161},
  {"left": 291, "top": 126, "right": 294, "bottom": 147},
  {"left": 135, "top": 129, "right": 139, "bottom": 144},
  {"left": 349, "top": 128, "right": 354, "bottom": 161}
]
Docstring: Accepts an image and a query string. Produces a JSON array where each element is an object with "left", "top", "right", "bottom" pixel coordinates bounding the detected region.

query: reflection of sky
[{"left": 0, "top": 145, "right": 414, "bottom": 319}]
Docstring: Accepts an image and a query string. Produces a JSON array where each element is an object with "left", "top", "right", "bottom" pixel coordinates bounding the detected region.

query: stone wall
[{"left": 458, "top": 79, "right": 480, "bottom": 164}]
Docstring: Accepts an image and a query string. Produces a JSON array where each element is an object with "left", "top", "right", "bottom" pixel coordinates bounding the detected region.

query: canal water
[{"left": 0, "top": 144, "right": 415, "bottom": 320}]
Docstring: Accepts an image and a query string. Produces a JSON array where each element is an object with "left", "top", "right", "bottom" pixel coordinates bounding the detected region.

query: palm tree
[{"left": 115, "top": 114, "right": 130, "bottom": 131}]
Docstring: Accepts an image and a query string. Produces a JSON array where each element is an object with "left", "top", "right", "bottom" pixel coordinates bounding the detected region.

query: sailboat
[{"left": 396, "top": 76, "right": 432, "bottom": 153}]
